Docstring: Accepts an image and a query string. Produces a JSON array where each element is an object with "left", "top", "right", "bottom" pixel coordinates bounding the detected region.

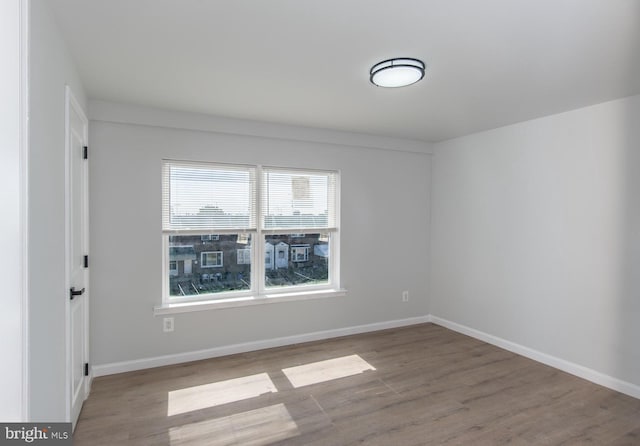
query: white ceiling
[{"left": 48, "top": 0, "right": 640, "bottom": 142}]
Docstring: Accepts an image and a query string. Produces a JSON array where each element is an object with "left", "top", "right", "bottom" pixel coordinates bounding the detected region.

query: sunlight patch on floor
[
  {"left": 169, "top": 403, "right": 299, "bottom": 446},
  {"left": 167, "top": 372, "right": 277, "bottom": 416},
  {"left": 282, "top": 354, "right": 376, "bottom": 388}
]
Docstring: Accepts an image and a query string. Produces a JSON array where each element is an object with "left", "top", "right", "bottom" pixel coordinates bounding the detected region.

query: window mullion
[{"left": 255, "top": 165, "right": 265, "bottom": 296}]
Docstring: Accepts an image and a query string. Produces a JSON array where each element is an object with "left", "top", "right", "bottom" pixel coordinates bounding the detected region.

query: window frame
[
  {"left": 200, "top": 251, "right": 223, "bottom": 268},
  {"left": 161, "top": 161, "right": 341, "bottom": 308}
]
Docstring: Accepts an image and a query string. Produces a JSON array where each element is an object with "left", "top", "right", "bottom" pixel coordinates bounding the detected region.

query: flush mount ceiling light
[{"left": 370, "top": 58, "right": 425, "bottom": 88}]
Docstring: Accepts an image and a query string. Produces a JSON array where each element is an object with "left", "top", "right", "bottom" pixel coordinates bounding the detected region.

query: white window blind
[
  {"left": 262, "top": 168, "right": 337, "bottom": 231},
  {"left": 162, "top": 161, "right": 256, "bottom": 233}
]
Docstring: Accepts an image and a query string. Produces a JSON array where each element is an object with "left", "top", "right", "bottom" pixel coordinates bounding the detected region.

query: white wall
[
  {"left": 0, "top": 0, "right": 27, "bottom": 421},
  {"left": 29, "top": 0, "right": 87, "bottom": 421},
  {"left": 431, "top": 94, "right": 640, "bottom": 389},
  {"left": 89, "top": 104, "right": 432, "bottom": 367}
]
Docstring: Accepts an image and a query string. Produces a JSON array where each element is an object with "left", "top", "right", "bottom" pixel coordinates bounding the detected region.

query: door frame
[
  {"left": 1, "top": 0, "right": 30, "bottom": 422},
  {"left": 64, "top": 85, "right": 90, "bottom": 425}
]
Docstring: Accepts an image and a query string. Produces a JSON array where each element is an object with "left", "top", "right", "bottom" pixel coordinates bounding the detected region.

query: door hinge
[
  {"left": 84, "top": 255, "right": 89, "bottom": 268},
  {"left": 84, "top": 363, "right": 89, "bottom": 377},
  {"left": 83, "top": 146, "right": 88, "bottom": 160},
  {"left": 69, "top": 287, "right": 85, "bottom": 300}
]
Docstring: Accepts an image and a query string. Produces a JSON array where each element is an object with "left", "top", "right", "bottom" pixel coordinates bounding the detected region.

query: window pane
[
  {"left": 162, "top": 161, "right": 256, "bottom": 231},
  {"left": 262, "top": 169, "right": 336, "bottom": 230},
  {"left": 265, "top": 233, "right": 329, "bottom": 288},
  {"left": 168, "top": 234, "right": 252, "bottom": 297}
]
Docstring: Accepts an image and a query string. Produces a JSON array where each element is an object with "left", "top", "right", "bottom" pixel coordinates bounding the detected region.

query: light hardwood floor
[{"left": 74, "top": 323, "right": 640, "bottom": 445}]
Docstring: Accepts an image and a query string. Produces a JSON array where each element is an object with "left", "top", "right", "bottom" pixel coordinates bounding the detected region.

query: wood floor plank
[{"left": 74, "top": 323, "right": 640, "bottom": 445}]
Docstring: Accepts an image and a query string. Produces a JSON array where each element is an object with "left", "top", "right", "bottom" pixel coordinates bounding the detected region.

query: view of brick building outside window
[{"left": 169, "top": 233, "right": 329, "bottom": 297}]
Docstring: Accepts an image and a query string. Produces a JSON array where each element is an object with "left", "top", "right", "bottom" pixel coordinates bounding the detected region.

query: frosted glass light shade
[{"left": 370, "top": 58, "right": 425, "bottom": 88}]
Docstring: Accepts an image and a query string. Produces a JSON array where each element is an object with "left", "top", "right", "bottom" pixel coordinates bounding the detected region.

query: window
[
  {"left": 162, "top": 160, "right": 339, "bottom": 304},
  {"left": 201, "top": 251, "right": 223, "bottom": 268},
  {"left": 291, "top": 245, "right": 309, "bottom": 262},
  {"left": 237, "top": 248, "right": 251, "bottom": 264}
]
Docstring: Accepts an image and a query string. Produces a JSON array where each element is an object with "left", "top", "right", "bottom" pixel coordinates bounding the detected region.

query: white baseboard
[
  {"left": 429, "top": 315, "right": 640, "bottom": 400},
  {"left": 92, "top": 313, "right": 640, "bottom": 401},
  {"left": 92, "top": 316, "right": 430, "bottom": 377}
]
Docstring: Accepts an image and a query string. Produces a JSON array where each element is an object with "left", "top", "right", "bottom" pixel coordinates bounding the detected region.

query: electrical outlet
[
  {"left": 163, "top": 317, "right": 174, "bottom": 332},
  {"left": 402, "top": 290, "right": 409, "bottom": 302}
]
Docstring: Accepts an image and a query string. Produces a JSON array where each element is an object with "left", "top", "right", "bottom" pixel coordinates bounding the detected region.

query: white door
[{"left": 66, "top": 86, "right": 89, "bottom": 428}]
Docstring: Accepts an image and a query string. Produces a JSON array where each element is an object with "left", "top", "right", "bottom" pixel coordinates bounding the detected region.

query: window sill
[{"left": 153, "top": 288, "right": 347, "bottom": 315}]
